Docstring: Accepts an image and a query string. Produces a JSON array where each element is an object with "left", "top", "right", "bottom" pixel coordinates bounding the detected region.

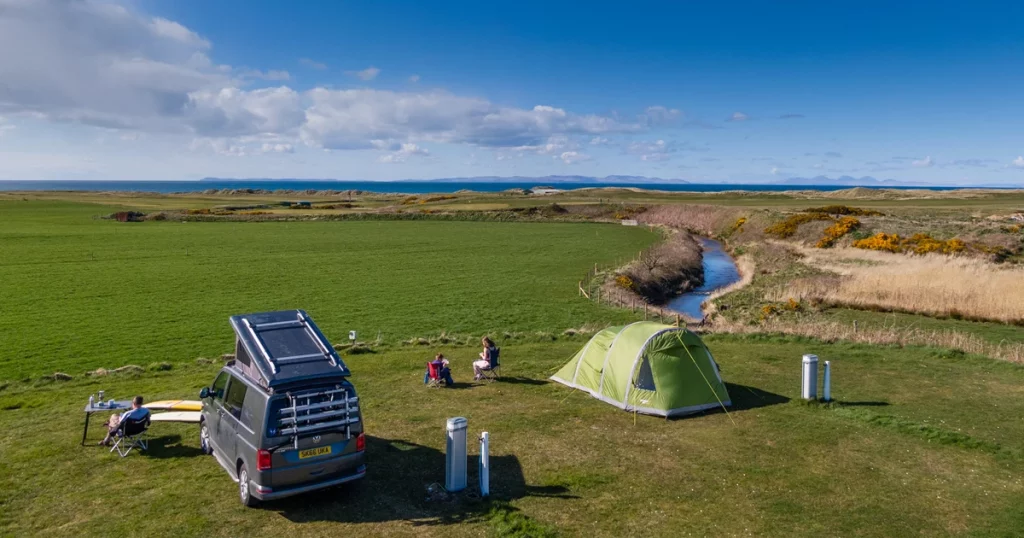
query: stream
[{"left": 665, "top": 238, "right": 742, "bottom": 320}]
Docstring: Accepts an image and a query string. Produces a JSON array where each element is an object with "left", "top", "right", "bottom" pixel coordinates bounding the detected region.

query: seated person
[
  {"left": 99, "top": 395, "right": 150, "bottom": 446},
  {"left": 473, "top": 337, "right": 497, "bottom": 380},
  {"left": 424, "top": 353, "right": 454, "bottom": 386}
]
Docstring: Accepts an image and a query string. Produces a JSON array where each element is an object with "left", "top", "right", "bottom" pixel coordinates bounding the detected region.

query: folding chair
[
  {"left": 425, "top": 361, "right": 444, "bottom": 388},
  {"left": 111, "top": 415, "right": 150, "bottom": 457},
  {"left": 480, "top": 348, "right": 501, "bottom": 381}
]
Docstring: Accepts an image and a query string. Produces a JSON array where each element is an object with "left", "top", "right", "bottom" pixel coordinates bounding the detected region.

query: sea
[{"left": 0, "top": 179, "right": 972, "bottom": 194}]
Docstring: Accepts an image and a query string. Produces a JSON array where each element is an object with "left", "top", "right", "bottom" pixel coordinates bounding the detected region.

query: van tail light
[
  {"left": 257, "top": 449, "right": 272, "bottom": 471},
  {"left": 355, "top": 432, "right": 366, "bottom": 452}
]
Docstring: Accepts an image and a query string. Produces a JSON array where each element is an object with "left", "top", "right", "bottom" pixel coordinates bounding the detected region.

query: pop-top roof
[{"left": 229, "top": 310, "right": 350, "bottom": 389}]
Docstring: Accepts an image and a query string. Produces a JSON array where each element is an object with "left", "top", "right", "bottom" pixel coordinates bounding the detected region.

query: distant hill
[
  {"left": 200, "top": 175, "right": 690, "bottom": 185},
  {"left": 777, "top": 175, "right": 928, "bottom": 187}
]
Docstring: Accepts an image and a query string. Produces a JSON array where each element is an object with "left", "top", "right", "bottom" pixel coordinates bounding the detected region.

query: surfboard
[
  {"left": 144, "top": 400, "right": 203, "bottom": 411},
  {"left": 149, "top": 411, "right": 202, "bottom": 423}
]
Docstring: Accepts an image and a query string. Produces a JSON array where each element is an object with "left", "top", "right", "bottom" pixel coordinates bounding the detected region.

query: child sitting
[{"left": 424, "top": 353, "right": 454, "bottom": 386}]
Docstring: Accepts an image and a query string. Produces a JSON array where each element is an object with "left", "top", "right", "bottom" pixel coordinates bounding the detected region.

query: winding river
[{"left": 666, "top": 238, "right": 742, "bottom": 320}]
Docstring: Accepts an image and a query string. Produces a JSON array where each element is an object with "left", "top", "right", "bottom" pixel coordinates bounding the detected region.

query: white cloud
[
  {"left": 300, "top": 91, "right": 642, "bottom": 150},
  {"left": 378, "top": 143, "right": 429, "bottom": 163},
  {"left": 261, "top": 143, "right": 294, "bottom": 154},
  {"left": 408, "top": 74, "right": 420, "bottom": 83},
  {"left": 1013, "top": 156, "right": 1024, "bottom": 168},
  {"left": 558, "top": 151, "right": 590, "bottom": 164},
  {"left": 590, "top": 136, "right": 609, "bottom": 145},
  {"left": 237, "top": 68, "right": 290, "bottom": 81},
  {"left": 727, "top": 112, "right": 749, "bottom": 122},
  {"left": 912, "top": 156, "right": 934, "bottom": 168},
  {"left": 771, "top": 166, "right": 781, "bottom": 175},
  {"left": 642, "top": 106, "right": 681, "bottom": 126},
  {"left": 346, "top": 66, "right": 381, "bottom": 81},
  {"left": 0, "top": 116, "right": 14, "bottom": 136},
  {"left": 299, "top": 58, "right": 328, "bottom": 70},
  {"left": 0, "top": 0, "right": 232, "bottom": 129},
  {"left": 0, "top": 1, "right": 671, "bottom": 160},
  {"left": 627, "top": 139, "right": 678, "bottom": 161}
]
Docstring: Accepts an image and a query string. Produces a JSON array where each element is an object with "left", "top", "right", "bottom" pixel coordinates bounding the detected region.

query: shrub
[
  {"left": 764, "top": 213, "right": 833, "bottom": 239},
  {"left": 614, "top": 274, "right": 635, "bottom": 290},
  {"left": 147, "top": 362, "right": 173, "bottom": 372},
  {"left": 785, "top": 298, "right": 802, "bottom": 312},
  {"left": 852, "top": 233, "right": 903, "bottom": 252},
  {"left": 728, "top": 217, "right": 747, "bottom": 235},
  {"left": 853, "top": 233, "right": 968, "bottom": 256},
  {"left": 816, "top": 216, "right": 860, "bottom": 248},
  {"left": 802, "top": 205, "right": 884, "bottom": 217}
]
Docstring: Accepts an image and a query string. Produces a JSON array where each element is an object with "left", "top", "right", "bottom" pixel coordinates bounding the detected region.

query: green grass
[
  {"left": 0, "top": 200, "right": 656, "bottom": 379},
  {"left": 3, "top": 195, "right": 1024, "bottom": 536},
  {"left": 821, "top": 308, "right": 1024, "bottom": 345},
  {"left": 1, "top": 338, "right": 1022, "bottom": 537}
]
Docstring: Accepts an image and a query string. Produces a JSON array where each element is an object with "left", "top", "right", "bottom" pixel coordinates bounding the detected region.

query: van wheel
[
  {"left": 199, "top": 422, "right": 212, "bottom": 455},
  {"left": 238, "top": 463, "right": 258, "bottom": 507}
]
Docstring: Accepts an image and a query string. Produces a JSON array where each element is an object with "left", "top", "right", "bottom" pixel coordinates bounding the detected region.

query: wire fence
[{"left": 577, "top": 261, "right": 687, "bottom": 327}]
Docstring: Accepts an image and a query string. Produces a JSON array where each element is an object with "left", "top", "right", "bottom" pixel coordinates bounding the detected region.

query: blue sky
[{"left": 1, "top": 0, "right": 1023, "bottom": 184}]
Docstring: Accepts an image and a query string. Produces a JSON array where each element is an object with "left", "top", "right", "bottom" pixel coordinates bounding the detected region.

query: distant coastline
[{"left": 0, "top": 179, "right": 995, "bottom": 195}]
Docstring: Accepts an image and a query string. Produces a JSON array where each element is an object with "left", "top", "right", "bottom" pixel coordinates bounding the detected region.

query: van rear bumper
[{"left": 251, "top": 462, "right": 366, "bottom": 501}]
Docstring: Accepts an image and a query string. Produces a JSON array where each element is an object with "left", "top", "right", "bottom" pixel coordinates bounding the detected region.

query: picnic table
[{"left": 81, "top": 400, "right": 132, "bottom": 446}]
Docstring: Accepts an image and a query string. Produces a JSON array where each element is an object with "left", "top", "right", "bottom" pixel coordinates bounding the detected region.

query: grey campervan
[{"left": 198, "top": 310, "right": 366, "bottom": 506}]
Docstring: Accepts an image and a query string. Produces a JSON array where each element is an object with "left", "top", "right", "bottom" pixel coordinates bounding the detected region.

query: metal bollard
[
  {"left": 801, "top": 354, "right": 819, "bottom": 400},
  {"left": 479, "top": 431, "right": 490, "bottom": 498},
  {"left": 823, "top": 361, "right": 832, "bottom": 402},
  {"left": 445, "top": 417, "right": 468, "bottom": 492}
]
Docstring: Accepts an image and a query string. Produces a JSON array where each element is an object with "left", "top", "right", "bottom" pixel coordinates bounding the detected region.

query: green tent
[{"left": 551, "top": 322, "right": 730, "bottom": 417}]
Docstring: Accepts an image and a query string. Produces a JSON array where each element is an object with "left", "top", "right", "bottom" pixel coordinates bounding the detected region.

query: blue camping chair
[{"left": 480, "top": 347, "right": 501, "bottom": 381}]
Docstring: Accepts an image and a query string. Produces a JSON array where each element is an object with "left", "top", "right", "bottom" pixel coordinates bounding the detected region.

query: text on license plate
[{"left": 299, "top": 446, "right": 332, "bottom": 459}]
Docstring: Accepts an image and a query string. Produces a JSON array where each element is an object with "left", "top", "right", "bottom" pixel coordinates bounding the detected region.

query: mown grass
[
  {"left": 1, "top": 338, "right": 1023, "bottom": 537},
  {"left": 0, "top": 200, "right": 656, "bottom": 379}
]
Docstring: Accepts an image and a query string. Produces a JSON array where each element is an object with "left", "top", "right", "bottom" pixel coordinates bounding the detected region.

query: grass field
[
  {"left": 0, "top": 200, "right": 656, "bottom": 379},
  {"left": 2, "top": 337, "right": 1022, "bottom": 537},
  {"left": 3, "top": 192, "right": 1024, "bottom": 537}
]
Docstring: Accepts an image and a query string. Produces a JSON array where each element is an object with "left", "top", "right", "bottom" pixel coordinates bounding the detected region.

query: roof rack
[{"left": 229, "top": 310, "right": 350, "bottom": 390}]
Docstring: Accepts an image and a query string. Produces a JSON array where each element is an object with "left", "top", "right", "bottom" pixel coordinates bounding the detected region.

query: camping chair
[
  {"left": 425, "top": 361, "right": 444, "bottom": 389},
  {"left": 479, "top": 348, "right": 501, "bottom": 381},
  {"left": 110, "top": 415, "right": 150, "bottom": 457}
]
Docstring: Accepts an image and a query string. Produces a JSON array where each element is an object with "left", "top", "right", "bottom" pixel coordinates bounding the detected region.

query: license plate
[{"left": 298, "top": 446, "right": 332, "bottom": 459}]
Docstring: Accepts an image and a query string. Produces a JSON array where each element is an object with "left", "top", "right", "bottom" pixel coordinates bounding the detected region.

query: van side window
[
  {"left": 211, "top": 372, "right": 229, "bottom": 401},
  {"left": 223, "top": 377, "right": 248, "bottom": 419}
]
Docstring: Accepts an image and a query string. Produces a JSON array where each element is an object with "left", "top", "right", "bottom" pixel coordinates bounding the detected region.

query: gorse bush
[
  {"left": 816, "top": 216, "right": 861, "bottom": 248},
  {"left": 852, "top": 233, "right": 966, "bottom": 255},
  {"left": 728, "top": 217, "right": 747, "bottom": 235},
  {"left": 764, "top": 213, "right": 833, "bottom": 239}
]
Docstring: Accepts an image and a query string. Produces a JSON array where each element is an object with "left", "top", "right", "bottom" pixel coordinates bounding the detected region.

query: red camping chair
[{"left": 425, "top": 361, "right": 444, "bottom": 388}]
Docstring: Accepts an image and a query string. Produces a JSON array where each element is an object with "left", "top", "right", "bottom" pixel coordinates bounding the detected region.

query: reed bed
[{"left": 777, "top": 247, "right": 1024, "bottom": 324}]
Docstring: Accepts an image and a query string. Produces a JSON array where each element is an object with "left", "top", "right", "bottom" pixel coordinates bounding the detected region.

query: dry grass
[
  {"left": 637, "top": 204, "right": 743, "bottom": 236},
  {"left": 775, "top": 247, "right": 1024, "bottom": 324},
  {"left": 709, "top": 319, "right": 1024, "bottom": 364}
]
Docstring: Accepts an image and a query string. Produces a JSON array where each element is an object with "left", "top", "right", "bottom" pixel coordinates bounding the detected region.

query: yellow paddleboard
[
  {"left": 149, "top": 411, "right": 202, "bottom": 423},
  {"left": 144, "top": 400, "right": 203, "bottom": 411}
]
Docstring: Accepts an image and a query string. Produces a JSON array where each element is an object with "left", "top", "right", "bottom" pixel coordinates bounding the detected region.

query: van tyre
[
  {"left": 238, "top": 463, "right": 259, "bottom": 507},
  {"left": 199, "top": 422, "right": 212, "bottom": 456}
]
